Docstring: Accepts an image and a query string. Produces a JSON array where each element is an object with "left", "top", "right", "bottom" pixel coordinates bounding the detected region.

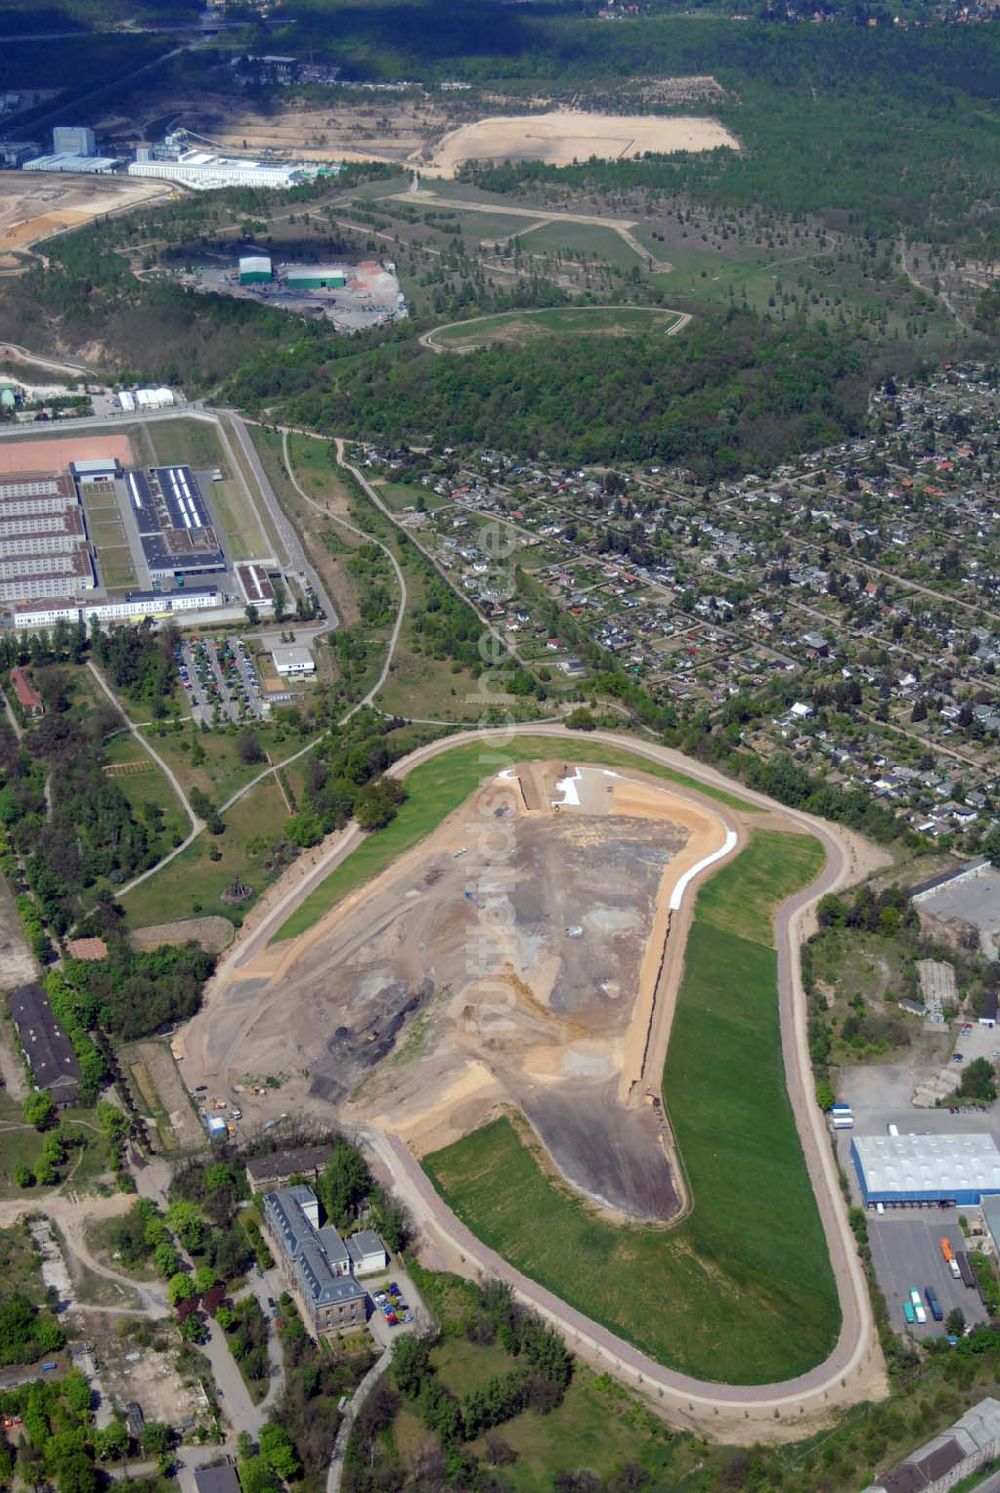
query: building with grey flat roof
[
  {"left": 193, "top": 1465, "right": 241, "bottom": 1493},
  {"left": 126, "top": 466, "right": 225, "bottom": 581}
]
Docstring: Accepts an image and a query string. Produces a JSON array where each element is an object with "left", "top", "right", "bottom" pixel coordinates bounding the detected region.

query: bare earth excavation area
[
  {"left": 421, "top": 111, "right": 740, "bottom": 174},
  {"left": 0, "top": 171, "right": 172, "bottom": 272},
  {"left": 183, "top": 762, "right": 729, "bottom": 1221}
]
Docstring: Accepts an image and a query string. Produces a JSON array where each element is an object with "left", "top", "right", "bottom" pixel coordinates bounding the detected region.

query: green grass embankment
[{"left": 424, "top": 829, "right": 840, "bottom": 1385}]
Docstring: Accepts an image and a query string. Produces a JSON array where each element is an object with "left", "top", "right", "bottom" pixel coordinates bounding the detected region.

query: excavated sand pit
[
  {"left": 421, "top": 110, "right": 739, "bottom": 175},
  {"left": 187, "top": 760, "right": 734, "bottom": 1221}
]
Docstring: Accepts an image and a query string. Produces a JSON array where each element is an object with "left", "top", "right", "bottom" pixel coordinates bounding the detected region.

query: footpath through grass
[
  {"left": 425, "top": 829, "right": 840, "bottom": 1384},
  {"left": 272, "top": 736, "right": 751, "bottom": 941}
]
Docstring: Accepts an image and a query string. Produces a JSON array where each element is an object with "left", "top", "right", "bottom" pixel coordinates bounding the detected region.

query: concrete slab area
[
  {"left": 867, "top": 1209, "right": 986, "bottom": 1339},
  {"left": 918, "top": 862, "right": 1000, "bottom": 959}
]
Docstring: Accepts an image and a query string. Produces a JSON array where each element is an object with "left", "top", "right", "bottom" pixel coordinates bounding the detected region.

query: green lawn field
[
  {"left": 103, "top": 734, "right": 188, "bottom": 851},
  {"left": 425, "top": 828, "right": 840, "bottom": 1385},
  {"left": 271, "top": 736, "right": 753, "bottom": 941},
  {"left": 146, "top": 416, "right": 226, "bottom": 470},
  {"left": 432, "top": 304, "right": 683, "bottom": 351},
  {"left": 392, "top": 1336, "right": 678, "bottom": 1490},
  {"left": 120, "top": 777, "right": 290, "bottom": 929}
]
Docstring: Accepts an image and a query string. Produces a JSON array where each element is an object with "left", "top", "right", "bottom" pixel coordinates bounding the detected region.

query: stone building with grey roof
[{"left": 261, "top": 1185, "right": 367, "bottom": 1336}]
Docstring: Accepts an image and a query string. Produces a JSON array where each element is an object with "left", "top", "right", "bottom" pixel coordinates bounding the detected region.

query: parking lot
[
  {"left": 950, "top": 1019, "right": 1000, "bottom": 1074},
  {"left": 867, "top": 1209, "right": 987, "bottom": 1339},
  {"left": 177, "top": 635, "right": 266, "bottom": 725},
  {"left": 838, "top": 1017, "right": 1000, "bottom": 1127},
  {"left": 363, "top": 1264, "right": 428, "bottom": 1349}
]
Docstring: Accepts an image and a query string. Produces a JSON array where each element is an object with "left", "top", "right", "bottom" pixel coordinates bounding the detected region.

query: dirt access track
[{"left": 176, "top": 726, "right": 887, "bottom": 1436}]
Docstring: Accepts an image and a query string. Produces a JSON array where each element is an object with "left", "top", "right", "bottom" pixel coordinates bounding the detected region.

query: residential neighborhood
[{"left": 364, "top": 360, "right": 1000, "bottom": 850}]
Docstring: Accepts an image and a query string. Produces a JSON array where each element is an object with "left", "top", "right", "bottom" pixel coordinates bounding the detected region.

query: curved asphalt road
[{"left": 191, "top": 725, "right": 882, "bottom": 1430}]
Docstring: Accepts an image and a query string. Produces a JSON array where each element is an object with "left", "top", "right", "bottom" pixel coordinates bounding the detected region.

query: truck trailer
[{"left": 956, "top": 1251, "right": 977, "bottom": 1289}]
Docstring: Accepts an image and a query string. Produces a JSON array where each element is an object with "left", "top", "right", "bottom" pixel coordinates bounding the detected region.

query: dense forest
[
  {"left": 64, "top": 942, "right": 215, "bottom": 1040},
  {"left": 92, "top": 621, "right": 178, "bottom": 716},
  {"left": 259, "top": 4, "right": 1000, "bottom": 245},
  {"left": 0, "top": 701, "right": 157, "bottom": 937},
  {"left": 231, "top": 308, "right": 869, "bottom": 475}
]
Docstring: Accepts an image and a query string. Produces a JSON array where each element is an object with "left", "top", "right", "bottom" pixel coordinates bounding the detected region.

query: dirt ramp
[{"left": 519, "top": 1082, "right": 680, "bottom": 1222}]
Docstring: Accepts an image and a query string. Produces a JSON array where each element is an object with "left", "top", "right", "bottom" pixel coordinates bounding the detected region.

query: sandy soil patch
[
  {"left": 0, "top": 433, "right": 133, "bottom": 475},
  {"left": 119, "top": 1039, "right": 206, "bottom": 1153},
  {"left": 154, "top": 91, "right": 450, "bottom": 166},
  {"left": 0, "top": 172, "right": 172, "bottom": 255},
  {"left": 422, "top": 110, "right": 739, "bottom": 175},
  {"left": 131, "top": 915, "right": 235, "bottom": 954},
  {"left": 84, "top": 1313, "right": 204, "bottom": 1429},
  {"left": 611, "top": 777, "right": 732, "bottom": 1105},
  {"left": 0, "top": 872, "right": 37, "bottom": 992}
]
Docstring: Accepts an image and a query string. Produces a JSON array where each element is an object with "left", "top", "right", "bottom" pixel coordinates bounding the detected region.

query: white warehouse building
[
  {"left": 852, "top": 1133, "right": 1000, "bottom": 1207},
  {"left": 23, "top": 153, "right": 118, "bottom": 175},
  {"left": 128, "top": 150, "right": 305, "bottom": 191},
  {"left": 272, "top": 645, "right": 315, "bottom": 677}
]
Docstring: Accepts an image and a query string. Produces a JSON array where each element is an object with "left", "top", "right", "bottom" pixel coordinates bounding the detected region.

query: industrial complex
[
  {"left": 127, "top": 147, "right": 309, "bottom": 191},
  {"left": 193, "top": 252, "right": 407, "bottom": 329},
  {"left": 0, "top": 436, "right": 284, "bottom": 634},
  {"left": 126, "top": 465, "right": 227, "bottom": 581},
  {"left": 2, "top": 123, "right": 325, "bottom": 192}
]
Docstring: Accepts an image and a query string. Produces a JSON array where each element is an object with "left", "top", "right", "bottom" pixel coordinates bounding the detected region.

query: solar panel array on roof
[
  {"left": 154, "top": 465, "right": 210, "bottom": 532},
  {"left": 126, "top": 466, "right": 225, "bottom": 580}
]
